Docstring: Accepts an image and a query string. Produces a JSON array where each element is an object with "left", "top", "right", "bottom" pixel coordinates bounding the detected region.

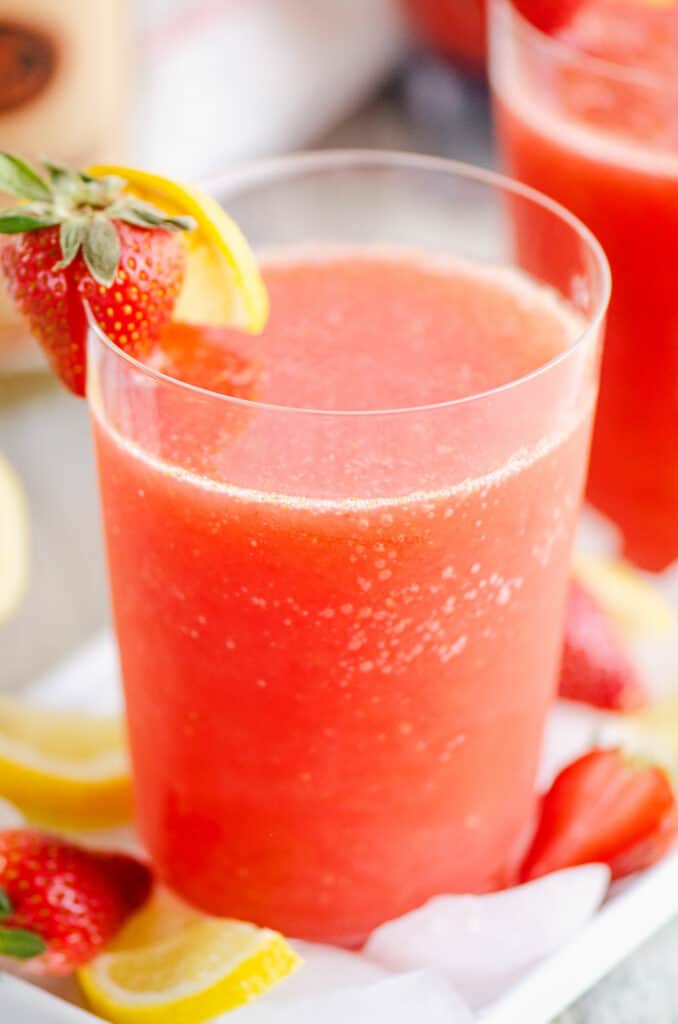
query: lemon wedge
[
  {"left": 626, "top": 696, "right": 678, "bottom": 783},
  {"left": 573, "top": 554, "right": 675, "bottom": 638},
  {"left": 78, "top": 889, "right": 301, "bottom": 1024},
  {"left": 635, "top": 695, "right": 678, "bottom": 744},
  {"left": 0, "top": 698, "right": 132, "bottom": 829},
  {"left": 88, "top": 164, "right": 269, "bottom": 335},
  {"left": 0, "top": 452, "right": 29, "bottom": 625}
]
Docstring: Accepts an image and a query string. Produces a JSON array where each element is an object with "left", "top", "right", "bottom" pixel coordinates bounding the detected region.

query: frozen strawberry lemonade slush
[
  {"left": 87, "top": 154, "right": 608, "bottom": 944},
  {"left": 492, "top": 0, "right": 678, "bottom": 570}
]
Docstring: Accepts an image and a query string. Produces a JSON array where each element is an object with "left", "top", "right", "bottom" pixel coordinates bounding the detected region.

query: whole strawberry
[
  {"left": 0, "top": 154, "right": 195, "bottom": 396},
  {"left": 559, "top": 579, "right": 649, "bottom": 712},
  {"left": 0, "top": 830, "right": 152, "bottom": 975}
]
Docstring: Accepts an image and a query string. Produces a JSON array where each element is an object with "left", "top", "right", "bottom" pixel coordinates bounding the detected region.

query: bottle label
[{"left": 0, "top": 21, "right": 56, "bottom": 114}]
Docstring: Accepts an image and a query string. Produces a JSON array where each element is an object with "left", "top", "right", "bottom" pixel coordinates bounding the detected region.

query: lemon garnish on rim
[
  {"left": 78, "top": 889, "right": 301, "bottom": 1024},
  {"left": 88, "top": 164, "right": 269, "bottom": 335},
  {"left": 0, "top": 452, "right": 29, "bottom": 626},
  {"left": 0, "top": 698, "right": 132, "bottom": 829}
]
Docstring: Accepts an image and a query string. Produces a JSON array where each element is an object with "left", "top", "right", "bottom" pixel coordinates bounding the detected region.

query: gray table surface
[{"left": 1, "top": 70, "right": 676, "bottom": 1022}]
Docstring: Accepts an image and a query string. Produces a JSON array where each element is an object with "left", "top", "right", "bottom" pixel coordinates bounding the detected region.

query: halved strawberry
[
  {"left": 607, "top": 805, "right": 678, "bottom": 879},
  {"left": 0, "top": 829, "right": 152, "bottom": 975},
  {"left": 558, "top": 579, "right": 649, "bottom": 712},
  {"left": 521, "top": 748, "right": 678, "bottom": 882},
  {"left": 0, "top": 154, "right": 195, "bottom": 396}
]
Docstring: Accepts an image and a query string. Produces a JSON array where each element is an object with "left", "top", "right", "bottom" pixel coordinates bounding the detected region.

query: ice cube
[
  {"left": 364, "top": 865, "right": 610, "bottom": 1009},
  {"left": 259, "top": 940, "right": 389, "bottom": 1003},
  {"left": 227, "top": 970, "right": 472, "bottom": 1023}
]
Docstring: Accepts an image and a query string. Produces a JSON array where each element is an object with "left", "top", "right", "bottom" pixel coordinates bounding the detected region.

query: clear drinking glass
[
  {"left": 490, "top": 0, "right": 678, "bottom": 571},
  {"left": 88, "top": 151, "right": 609, "bottom": 945}
]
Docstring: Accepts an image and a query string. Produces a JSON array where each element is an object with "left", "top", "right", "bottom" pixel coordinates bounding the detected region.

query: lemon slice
[
  {"left": 0, "top": 452, "right": 29, "bottom": 625},
  {"left": 78, "top": 889, "right": 301, "bottom": 1024},
  {"left": 88, "top": 164, "right": 269, "bottom": 334},
  {"left": 573, "top": 554, "right": 675, "bottom": 638},
  {"left": 635, "top": 695, "right": 678, "bottom": 745},
  {"left": 627, "top": 697, "right": 678, "bottom": 784},
  {"left": 0, "top": 698, "right": 132, "bottom": 829}
]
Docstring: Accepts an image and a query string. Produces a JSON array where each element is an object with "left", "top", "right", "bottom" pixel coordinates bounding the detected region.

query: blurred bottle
[
  {"left": 401, "top": 0, "right": 487, "bottom": 74},
  {"left": 0, "top": 1, "right": 131, "bottom": 372}
]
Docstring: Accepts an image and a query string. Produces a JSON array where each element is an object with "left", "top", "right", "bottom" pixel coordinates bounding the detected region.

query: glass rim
[
  {"left": 88, "top": 149, "right": 611, "bottom": 420},
  {"left": 492, "top": 0, "right": 675, "bottom": 93}
]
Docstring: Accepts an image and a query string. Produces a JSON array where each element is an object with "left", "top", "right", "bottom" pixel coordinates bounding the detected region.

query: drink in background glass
[
  {"left": 89, "top": 153, "right": 609, "bottom": 944},
  {"left": 401, "top": 0, "right": 487, "bottom": 73},
  {"left": 491, "top": 0, "right": 678, "bottom": 571},
  {"left": 0, "top": 1, "right": 130, "bottom": 370}
]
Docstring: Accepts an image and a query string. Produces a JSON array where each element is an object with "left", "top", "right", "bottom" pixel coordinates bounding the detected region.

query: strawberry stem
[
  {"left": 0, "top": 152, "right": 197, "bottom": 286},
  {"left": 0, "top": 926, "right": 46, "bottom": 959}
]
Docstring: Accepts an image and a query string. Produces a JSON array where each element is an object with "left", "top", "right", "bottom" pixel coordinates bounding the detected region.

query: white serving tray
[{"left": 3, "top": 629, "right": 678, "bottom": 1024}]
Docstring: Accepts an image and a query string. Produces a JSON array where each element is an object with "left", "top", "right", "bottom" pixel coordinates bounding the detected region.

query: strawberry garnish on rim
[
  {"left": 0, "top": 153, "right": 195, "bottom": 396},
  {"left": 0, "top": 829, "right": 152, "bottom": 975}
]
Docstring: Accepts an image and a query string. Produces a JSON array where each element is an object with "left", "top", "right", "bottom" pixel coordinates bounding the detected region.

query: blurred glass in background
[{"left": 401, "top": 0, "right": 487, "bottom": 74}]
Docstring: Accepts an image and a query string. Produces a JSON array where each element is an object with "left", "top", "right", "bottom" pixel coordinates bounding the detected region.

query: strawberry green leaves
[
  {"left": 0, "top": 155, "right": 59, "bottom": 234},
  {"left": 0, "top": 154, "right": 52, "bottom": 202},
  {"left": 0, "top": 885, "right": 46, "bottom": 961},
  {"left": 109, "top": 199, "right": 195, "bottom": 232},
  {"left": 0, "top": 926, "right": 47, "bottom": 959},
  {"left": 0, "top": 209, "right": 58, "bottom": 233},
  {"left": 0, "top": 155, "right": 196, "bottom": 288},
  {"left": 83, "top": 218, "right": 121, "bottom": 287},
  {"left": 0, "top": 886, "right": 11, "bottom": 917},
  {"left": 54, "top": 219, "right": 86, "bottom": 271},
  {"left": 0, "top": 155, "right": 196, "bottom": 244}
]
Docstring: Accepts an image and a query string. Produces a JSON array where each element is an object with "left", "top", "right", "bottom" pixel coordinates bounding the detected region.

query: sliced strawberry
[
  {"left": 512, "top": 0, "right": 584, "bottom": 34},
  {"left": 607, "top": 806, "right": 678, "bottom": 879},
  {"left": 558, "top": 579, "right": 649, "bottom": 712},
  {"left": 0, "top": 154, "right": 194, "bottom": 396},
  {"left": 0, "top": 830, "right": 152, "bottom": 975},
  {"left": 521, "top": 749, "right": 678, "bottom": 882}
]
